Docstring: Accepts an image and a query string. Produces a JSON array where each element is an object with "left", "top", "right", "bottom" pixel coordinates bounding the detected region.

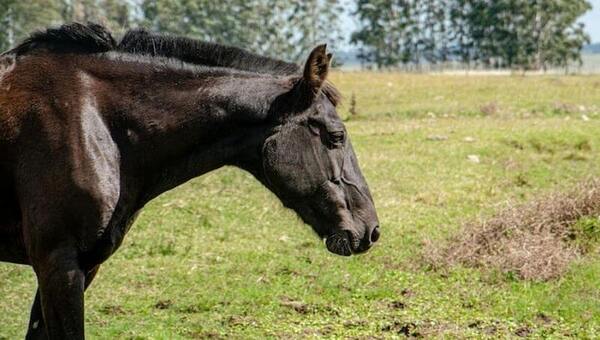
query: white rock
[
  {"left": 426, "top": 135, "right": 448, "bottom": 141},
  {"left": 467, "top": 155, "right": 480, "bottom": 163}
]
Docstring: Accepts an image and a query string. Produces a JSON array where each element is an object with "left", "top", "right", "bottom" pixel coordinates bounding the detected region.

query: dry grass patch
[{"left": 425, "top": 178, "right": 600, "bottom": 281}]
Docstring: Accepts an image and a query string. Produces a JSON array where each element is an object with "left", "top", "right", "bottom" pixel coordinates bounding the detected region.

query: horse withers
[{"left": 0, "top": 23, "right": 380, "bottom": 339}]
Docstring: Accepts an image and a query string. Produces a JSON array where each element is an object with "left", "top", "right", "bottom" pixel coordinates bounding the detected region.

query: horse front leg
[
  {"left": 26, "top": 265, "right": 100, "bottom": 340},
  {"left": 25, "top": 290, "right": 44, "bottom": 340},
  {"left": 31, "top": 247, "right": 85, "bottom": 340}
]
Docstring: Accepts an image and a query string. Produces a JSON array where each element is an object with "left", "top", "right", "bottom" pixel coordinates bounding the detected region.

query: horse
[{"left": 0, "top": 23, "right": 380, "bottom": 339}]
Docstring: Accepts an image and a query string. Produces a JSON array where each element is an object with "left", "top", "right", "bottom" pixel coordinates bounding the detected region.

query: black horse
[{"left": 0, "top": 23, "right": 379, "bottom": 339}]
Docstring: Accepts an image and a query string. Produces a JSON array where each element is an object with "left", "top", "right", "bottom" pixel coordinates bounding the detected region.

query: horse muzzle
[{"left": 325, "top": 226, "right": 379, "bottom": 256}]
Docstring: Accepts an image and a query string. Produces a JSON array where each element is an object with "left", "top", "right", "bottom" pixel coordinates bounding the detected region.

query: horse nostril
[{"left": 370, "top": 226, "right": 380, "bottom": 243}]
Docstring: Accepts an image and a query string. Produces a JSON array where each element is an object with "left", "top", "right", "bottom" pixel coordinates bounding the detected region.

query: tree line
[
  {"left": 0, "top": 0, "right": 592, "bottom": 70},
  {"left": 352, "top": 0, "right": 592, "bottom": 70},
  {"left": 0, "top": 0, "right": 344, "bottom": 63}
]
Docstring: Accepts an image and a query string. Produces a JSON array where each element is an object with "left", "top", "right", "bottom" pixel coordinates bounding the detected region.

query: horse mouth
[{"left": 325, "top": 230, "right": 360, "bottom": 256}]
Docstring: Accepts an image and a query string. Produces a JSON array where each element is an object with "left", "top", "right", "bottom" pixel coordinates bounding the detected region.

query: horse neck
[{"left": 111, "top": 65, "right": 288, "bottom": 202}]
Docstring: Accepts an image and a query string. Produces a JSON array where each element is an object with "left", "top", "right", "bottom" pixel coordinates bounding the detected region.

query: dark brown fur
[{"left": 0, "top": 23, "right": 379, "bottom": 339}]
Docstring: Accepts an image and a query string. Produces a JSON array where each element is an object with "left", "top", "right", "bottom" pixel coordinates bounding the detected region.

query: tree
[
  {"left": 351, "top": 0, "right": 458, "bottom": 69},
  {"left": 531, "top": 0, "right": 591, "bottom": 70},
  {"left": 352, "top": 0, "right": 592, "bottom": 70},
  {"left": 60, "top": 0, "right": 132, "bottom": 32},
  {"left": 0, "top": 0, "right": 63, "bottom": 51},
  {"left": 448, "top": 0, "right": 476, "bottom": 66},
  {"left": 140, "top": 0, "right": 344, "bottom": 62},
  {"left": 469, "top": 0, "right": 592, "bottom": 70},
  {"left": 351, "top": 0, "right": 417, "bottom": 69},
  {"left": 284, "top": 0, "right": 345, "bottom": 61},
  {"left": 0, "top": 0, "right": 132, "bottom": 51}
]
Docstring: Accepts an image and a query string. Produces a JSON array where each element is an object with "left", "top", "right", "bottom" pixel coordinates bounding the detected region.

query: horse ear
[{"left": 303, "top": 44, "right": 330, "bottom": 92}]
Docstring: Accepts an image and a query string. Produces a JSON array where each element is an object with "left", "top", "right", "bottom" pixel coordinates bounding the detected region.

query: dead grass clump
[
  {"left": 552, "top": 102, "right": 579, "bottom": 115},
  {"left": 424, "top": 178, "right": 600, "bottom": 281},
  {"left": 480, "top": 102, "right": 500, "bottom": 116}
]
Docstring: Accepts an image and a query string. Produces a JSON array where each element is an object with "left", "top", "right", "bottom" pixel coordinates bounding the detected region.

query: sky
[{"left": 582, "top": 0, "right": 600, "bottom": 42}]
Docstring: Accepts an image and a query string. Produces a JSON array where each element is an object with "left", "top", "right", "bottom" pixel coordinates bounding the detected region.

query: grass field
[{"left": 1, "top": 73, "right": 600, "bottom": 338}]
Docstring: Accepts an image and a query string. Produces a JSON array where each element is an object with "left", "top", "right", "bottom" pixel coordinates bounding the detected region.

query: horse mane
[
  {"left": 118, "top": 29, "right": 340, "bottom": 105},
  {"left": 6, "top": 23, "right": 116, "bottom": 56},
  {"left": 118, "top": 28, "right": 300, "bottom": 76},
  {"left": 7, "top": 23, "right": 340, "bottom": 105}
]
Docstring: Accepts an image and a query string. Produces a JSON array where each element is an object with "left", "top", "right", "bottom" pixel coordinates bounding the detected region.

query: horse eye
[
  {"left": 328, "top": 131, "right": 345, "bottom": 144},
  {"left": 307, "top": 118, "right": 321, "bottom": 135}
]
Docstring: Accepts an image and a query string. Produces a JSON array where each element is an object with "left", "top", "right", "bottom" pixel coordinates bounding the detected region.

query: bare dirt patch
[
  {"left": 100, "top": 305, "right": 126, "bottom": 315},
  {"left": 424, "top": 178, "right": 600, "bottom": 280},
  {"left": 154, "top": 299, "right": 173, "bottom": 310},
  {"left": 280, "top": 296, "right": 310, "bottom": 314},
  {"left": 381, "top": 321, "right": 420, "bottom": 337}
]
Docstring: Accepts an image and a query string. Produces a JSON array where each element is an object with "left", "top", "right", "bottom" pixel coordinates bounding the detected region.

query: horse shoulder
[{"left": 69, "top": 72, "right": 121, "bottom": 231}]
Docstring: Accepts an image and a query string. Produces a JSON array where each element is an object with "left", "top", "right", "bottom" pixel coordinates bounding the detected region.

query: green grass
[
  {"left": 2, "top": 74, "right": 600, "bottom": 338},
  {"left": 331, "top": 72, "right": 600, "bottom": 118}
]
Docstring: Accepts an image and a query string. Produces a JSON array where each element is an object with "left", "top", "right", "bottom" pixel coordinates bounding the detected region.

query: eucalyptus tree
[
  {"left": 140, "top": 0, "right": 344, "bottom": 62},
  {"left": 0, "top": 0, "right": 132, "bottom": 51},
  {"left": 352, "top": 0, "right": 591, "bottom": 70},
  {"left": 351, "top": 0, "right": 418, "bottom": 68},
  {"left": 0, "top": 0, "right": 63, "bottom": 51}
]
